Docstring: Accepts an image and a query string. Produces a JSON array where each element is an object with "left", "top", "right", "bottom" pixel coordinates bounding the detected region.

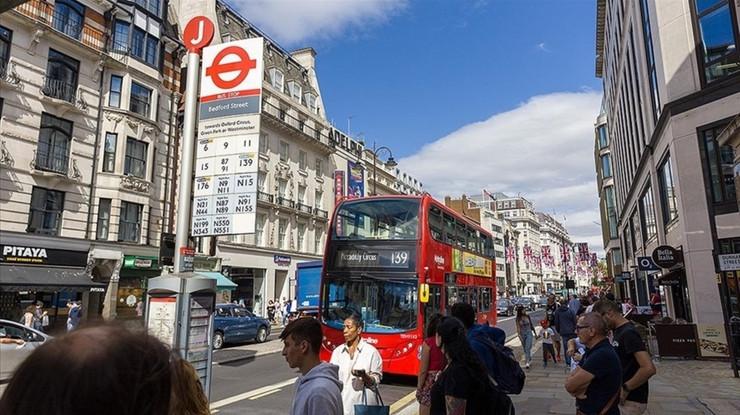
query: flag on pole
[
  {"left": 505, "top": 245, "right": 515, "bottom": 264},
  {"left": 578, "top": 243, "right": 590, "bottom": 262},
  {"left": 590, "top": 252, "right": 598, "bottom": 267},
  {"left": 523, "top": 245, "right": 533, "bottom": 264}
]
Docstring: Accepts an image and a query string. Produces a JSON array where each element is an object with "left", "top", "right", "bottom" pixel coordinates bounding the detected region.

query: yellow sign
[
  {"left": 452, "top": 249, "right": 492, "bottom": 277},
  {"left": 419, "top": 283, "right": 430, "bottom": 303}
]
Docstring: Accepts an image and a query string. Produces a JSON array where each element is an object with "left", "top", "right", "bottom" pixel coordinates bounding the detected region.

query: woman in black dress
[{"left": 429, "top": 317, "right": 489, "bottom": 415}]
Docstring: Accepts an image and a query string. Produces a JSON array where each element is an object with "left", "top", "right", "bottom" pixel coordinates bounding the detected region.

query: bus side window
[{"left": 469, "top": 287, "right": 478, "bottom": 310}]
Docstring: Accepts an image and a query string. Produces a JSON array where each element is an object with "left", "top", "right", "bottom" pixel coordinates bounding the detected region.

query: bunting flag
[
  {"left": 590, "top": 252, "right": 598, "bottom": 267},
  {"left": 483, "top": 189, "right": 496, "bottom": 200},
  {"left": 505, "top": 245, "right": 515, "bottom": 264},
  {"left": 561, "top": 244, "right": 571, "bottom": 262},
  {"left": 541, "top": 246, "right": 553, "bottom": 268},
  {"left": 523, "top": 245, "right": 533, "bottom": 264},
  {"left": 578, "top": 243, "right": 590, "bottom": 262}
]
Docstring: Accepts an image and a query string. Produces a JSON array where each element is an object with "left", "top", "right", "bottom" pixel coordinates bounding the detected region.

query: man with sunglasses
[
  {"left": 593, "top": 300, "right": 656, "bottom": 415},
  {"left": 565, "top": 312, "right": 621, "bottom": 415}
]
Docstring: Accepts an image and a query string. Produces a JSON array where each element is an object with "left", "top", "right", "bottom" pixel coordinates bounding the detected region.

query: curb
[{"left": 212, "top": 347, "right": 283, "bottom": 366}]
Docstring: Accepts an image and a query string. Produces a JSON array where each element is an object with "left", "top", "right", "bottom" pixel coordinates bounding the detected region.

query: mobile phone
[{"left": 352, "top": 369, "right": 366, "bottom": 377}]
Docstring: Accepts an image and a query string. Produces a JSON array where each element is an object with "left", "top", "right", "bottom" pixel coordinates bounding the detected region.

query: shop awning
[
  {"left": 0, "top": 265, "right": 106, "bottom": 292},
  {"left": 195, "top": 272, "right": 237, "bottom": 289}
]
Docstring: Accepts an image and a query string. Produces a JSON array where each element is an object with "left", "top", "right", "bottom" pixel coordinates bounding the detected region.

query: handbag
[{"left": 354, "top": 385, "right": 390, "bottom": 415}]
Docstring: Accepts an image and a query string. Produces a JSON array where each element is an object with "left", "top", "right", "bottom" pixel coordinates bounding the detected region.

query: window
[
  {"left": 53, "top": 0, "right": 85, "bottom": 40},
  {"left": 287, "top": 81, "right": 302, "bottom": 102},
  {"left": 96, "top": 198, "right": 111, "bottom": 240},
  {"left": 297, "top": 223, "right": 306, "bottom": 251},
  {"left": 700, "top": 124, "right": 737, "bottom": 211},
  {"left": 109, "top": 75, "right": 122, "bottom": 107},
  {"left": 298, "top": 150, "right": 307, "bottom": 170},
  {"left": 640, "top": 0, "right": 661, "bottom": 121},
  {"left": 103, "top": 133, "right": 117, "bottom": 173},
  {"left": 333, "top": 199, "right": 419, "bottom": 241},
  {"left": 27, "top": 187, "right": 65, "bottom": 235},
  {"left": 37, "top": 113, "right": 72, "bottom": 174},
  {"left": 315, "top": 229, "right": 323, "bottom": 253},
  {"left": 124, "top": 137, "right": 148, "bottom": 178},
  {"left": 119, "top": 201, "right": 143, "bottom": 242},
  {"left": 259, "top": 133, "right": 269, "bottom": 154},
  {"left": 130, "top": 82, "right": 152, "bottom": 118},
  {"left": 692, "top": 0, "right": 740, "bottom": 83},
  {"left": 0, "top": 26, "right": 11, "bottom": 72},
  {"left": 112, "top": 21, "right": 129, "bottom": 53},
  {"left": 254, "top": 214, "right": 266, "bottom": 246},
  {"left": 658, "top": 155, "right": 679, "bottom": 224},
  {"left": 278, "top": 179, "right": 288, "bottom": 198},
  {"left": 278, "top": 219, "right": 288, "bottom": 250},
  {"left": 257, "top": 172, "right": 267, "bottom": 192},
  {"left": 279, "top": 141, "right": 289, "bottom": 162},
  {"left": 298, "top": 185, "right": 307, "bottom": 204},
  {"left": 315, "top": 158, "right": 323, "bottom": 176},
  {"left": 601, "top": 154, "right": 612, "bottom": 178},
  {"left": 598, "top": 125, "right": 608, "bottom": 148},
  {"left": 304, "top": 93, "right": 317, "bottom": 114},
  {"left": 639, "top": 186, "right": 657, "bottom": 242},
  {"left": 315, "top": 190, "right": 323, "bottom": 209},
  {"left": 269, "top": 68, "right": 284, "bottom": 92},
  {"left": 44, "top": 49, "right": 79, "bottom": 103},
  {"left": 145, "top": 34, "right": 158, "bottom": 66},
  {"left": 135, "top": 0, "right": 161, "bottom": 15},
  {"left": 605, "top": 186, "right": 618, "bottom": 239}
]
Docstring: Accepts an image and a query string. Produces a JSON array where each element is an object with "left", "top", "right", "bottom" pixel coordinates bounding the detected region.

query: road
[{"left": 208, "top": 308, "right": 545, "bottom": 414}]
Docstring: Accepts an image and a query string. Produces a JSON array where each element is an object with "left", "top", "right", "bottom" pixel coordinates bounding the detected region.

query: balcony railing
[
  {"left": 277, "top": 196, "right": 294, "bottom": 209},
  {"left": 257, "top": 191, "right": 273, "bottom": 204},
  {"left": 297, "top": 202, "right": 313, "bottom": 215},
  {"left": 33, "top": 148, "right": 69, "bottom": 175},
  {"left": 314, "top": 208, "right": 328, "bottom": 219},
  {"left": 262, "top": 96, "right": 332, "bottom": 150},
  {"left": 14, "top": 0, "right": 105, "bottom": 52},
  {"left": 41, "top": 76, "right": 77, "bottom": 103}
]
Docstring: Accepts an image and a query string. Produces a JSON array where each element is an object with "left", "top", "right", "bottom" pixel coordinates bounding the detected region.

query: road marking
[
  {"left": 209, "top": 377, "right": 297, "bottom": 410},
  {"left": 390, "top": 390, "right": 417, "bottom": 414},
  {"left": 249, "top": 389, "right": 282, "bottom": 400}
]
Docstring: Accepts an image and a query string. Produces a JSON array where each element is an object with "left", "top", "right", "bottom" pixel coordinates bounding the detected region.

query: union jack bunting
[
  {"left": 578, "top": 243, "right": 590, "bottom": 262},
  {"left": 541, "top": 246, "right": 553, "bottom": 268},
  {"left": 523, "top": 245, "right": 533, "bottom": 264},
  {"left": 505, "top": 245, "right": 515, "bottom": 264},
  {"left": 561, "top": 244, "right": 570, "bottom": 262},
  {"left": 590, "top": 253, "right": 598, "bottom": 267}
]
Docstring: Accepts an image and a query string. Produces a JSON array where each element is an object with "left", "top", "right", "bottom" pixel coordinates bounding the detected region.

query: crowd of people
[{"left": 267, "top": 297, "right": 299, "bottom": 326}]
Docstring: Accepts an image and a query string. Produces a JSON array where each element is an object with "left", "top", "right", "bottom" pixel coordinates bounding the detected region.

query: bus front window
[
  {"left": 322, "top": 279, "right": 418, "bottom": 334},
  {"left": 334, "top": 199, "right": 420, "bottom": 240}
]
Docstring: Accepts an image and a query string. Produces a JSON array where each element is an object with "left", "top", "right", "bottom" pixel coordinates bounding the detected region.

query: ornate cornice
[{"left": 120, "top": 175, "right": 152, "bottom": 193}]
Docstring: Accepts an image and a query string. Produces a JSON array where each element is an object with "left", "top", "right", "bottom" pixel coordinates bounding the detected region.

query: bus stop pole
[{"left": 173, "top": 52, "right": 200, "bottom": 273}]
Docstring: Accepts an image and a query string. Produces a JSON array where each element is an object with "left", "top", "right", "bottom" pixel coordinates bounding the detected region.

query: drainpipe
[
  {"left": 85, "top": 62, "right": 106, "bottom": 240},
  {"left": 164, "top": 46, "right": 182, "bottom": 235}
]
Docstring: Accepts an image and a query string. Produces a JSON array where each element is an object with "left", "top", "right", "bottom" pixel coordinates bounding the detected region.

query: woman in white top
[{"left": 329, "top": 314, "right": 383, "bottom": 415}]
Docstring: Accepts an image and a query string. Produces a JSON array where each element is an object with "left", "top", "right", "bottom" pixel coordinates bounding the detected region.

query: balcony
[
  {"left": 257, "top": 191, "right": 274, "bottom": 204},
  {"left": 314, "top": 207, "right": 328, "bottom": 219},
  {"left": 14, "top": 0, "right": 105, "bottom": 52},
  {"left": 277, "top": 196, "right": 295, "bottom": 209},
  {"left": 261, "top": 94, "right": 334, "bottom": 155},
  {"left": 32, "top": 148, "right": 69, "bottom": 175},
  {"left": 297, "top": 202, "right": 313, "bottom": 215},
  {"left": 0, "top": 60, "right": 22, "bottom": 87},
  {"left": 41, "top": 76, "right": 76, "bottom": 103}
]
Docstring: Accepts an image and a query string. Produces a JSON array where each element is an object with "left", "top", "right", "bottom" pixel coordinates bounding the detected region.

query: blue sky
[{"left": 231, "top": 0, "right": 606, "bottom": 253}]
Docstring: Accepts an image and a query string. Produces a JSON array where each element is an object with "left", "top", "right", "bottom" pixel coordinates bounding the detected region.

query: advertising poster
[
  {"left": 452, "top": 249, "right": 492, "bottom": 277},
  {"left": 334, "top": 170, "right": 345, "bottom": 202},
  {"left": 697, "top": 324, "right": 730, "bottom": 357},
  {"left": 347, "top": 160, "right": 364, "bottom": 199},
  {"left": 147, "top": 297, "right": 177, "bottom": 348}
]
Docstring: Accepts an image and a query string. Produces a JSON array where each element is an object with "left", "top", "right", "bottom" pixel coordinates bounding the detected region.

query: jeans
[
  {"left": 619, "top": 401, "right": 648, "bottom": 415},
  {"left": 561, "top": 334, "right": 577, "bottom": 366},
  {"left": 520, "top": 331, "right": 534, "bottom": 363},
  {"left": 542, "top": 343, "right": 557, "bottom": 364}
]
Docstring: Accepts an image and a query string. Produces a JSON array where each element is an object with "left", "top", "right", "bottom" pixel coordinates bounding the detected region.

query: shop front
[
  {"left": 0, "top": 232, "right": 104, "bottom": 333},
  {"left": 116, "top": 255, "right": 161, "bottom": 326}
]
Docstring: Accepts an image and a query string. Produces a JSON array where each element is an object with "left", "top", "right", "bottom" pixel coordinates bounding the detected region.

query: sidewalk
[{"left": 395, "top": 336, "right": 740, "bottom": 415}]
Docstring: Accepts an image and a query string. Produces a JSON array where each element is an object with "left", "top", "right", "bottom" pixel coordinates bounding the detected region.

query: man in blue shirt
[{"left": 565, "top": 312, "right": 621, "bottom": 415}]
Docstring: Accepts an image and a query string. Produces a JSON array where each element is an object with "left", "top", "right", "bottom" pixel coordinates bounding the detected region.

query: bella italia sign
[{"left": 652, "top": 245, "right": 683, "bottom": 269}]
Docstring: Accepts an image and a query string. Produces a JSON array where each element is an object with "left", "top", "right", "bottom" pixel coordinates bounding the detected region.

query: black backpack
[
  {"left": 470, "top": 331, "right": 526, "bottom": 394},
  {"left": 484, "top": 375, "right": 516, "bottom": 415}
]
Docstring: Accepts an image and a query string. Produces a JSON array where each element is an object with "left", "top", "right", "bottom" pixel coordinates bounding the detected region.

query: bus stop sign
[{"left": 183, "top": 16, "right": 214, "bottom": 52}]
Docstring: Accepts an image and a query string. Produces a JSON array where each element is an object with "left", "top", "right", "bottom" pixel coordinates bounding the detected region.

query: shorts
[{"left": 415, "top": 370, "right": 440, "bottom": 406}]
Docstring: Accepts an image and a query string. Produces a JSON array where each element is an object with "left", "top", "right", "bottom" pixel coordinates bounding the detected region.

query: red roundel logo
[
  {"left": 205, "top": 46, "right": 257, "bottom": 90},
  {"left": 182, "top": 16, "right": 214, "bottom": 52}
]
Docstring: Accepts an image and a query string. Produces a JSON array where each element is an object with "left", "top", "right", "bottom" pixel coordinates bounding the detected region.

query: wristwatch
[{"left": 622, "top": 383, "right": 630, "bottom": 393}]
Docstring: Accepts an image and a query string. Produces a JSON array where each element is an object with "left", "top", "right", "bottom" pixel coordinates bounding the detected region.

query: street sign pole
[{"left": 173, "top": 51, "right": 201, "bottom": 273}]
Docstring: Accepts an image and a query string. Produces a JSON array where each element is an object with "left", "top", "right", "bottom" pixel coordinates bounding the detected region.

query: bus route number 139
[{"left": 391, "top": 251, "right": 409, "bottom": 265}]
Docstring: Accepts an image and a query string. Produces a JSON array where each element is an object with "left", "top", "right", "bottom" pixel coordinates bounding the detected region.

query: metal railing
[
  {"left": 41, "top": 76, "right": 77, "bottom": 103},
  {"left": 262, "top": 96, "right": 332, "bottom": 149},
  {"left": 34, "top": 148, "right": 69, "bottom": 175},
  {"left": 257, "top": 191, "right": 273, "bottom": 204},
  {"left": 297, "top": 202, "right": 313, "bottom": 214},
  {"left": 14, "top": 0, "right": 105, "bottom": 52},
  {"left": 277, "top": 196, "right": 294, "bottom": 209},
  {"left": 314, "top": 207, "right": 328, "bottom": 218}
]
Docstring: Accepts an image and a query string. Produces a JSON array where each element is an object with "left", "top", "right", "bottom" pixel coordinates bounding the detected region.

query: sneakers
[{"left": 525, "top": 362, "right": 531, "bottom": 369}]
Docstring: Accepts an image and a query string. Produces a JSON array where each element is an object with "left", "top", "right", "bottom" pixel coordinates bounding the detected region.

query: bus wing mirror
[{"left": 420, "top": 283, "right": 430, "bottom": 303}]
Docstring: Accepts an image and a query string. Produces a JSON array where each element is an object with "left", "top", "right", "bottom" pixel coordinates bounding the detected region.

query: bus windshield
[
  {"left": 333, "top": 199, "right": 420, "bottom": 241},
  {"left": 322, "top": 278, "right": 418, "bottom": 334}
]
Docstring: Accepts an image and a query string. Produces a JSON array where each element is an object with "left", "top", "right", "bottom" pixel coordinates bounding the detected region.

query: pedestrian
[
  {"left": 416, "top": 313, "right": 446, "bottom": 415},
  {"left": 0, "top": 325, "right": 179, "bottom": 415},
  {"left": 540, "top": 320, "right": 557, "bottom": 367},
  {"left": 649, "top": 291, "right": 661, "bottom": 316},
  {"left": 568, "top": 294, "right": 581, "bottom": 316},
  {"left": 545, "top": 294, "right": 562, "bottom": 361},
  {"left": 34, "top": 301, "right": 48, "bottom": 332},
  {"left": 564, "top": 313, "right": 621, "bottom": 415},
  {"left": 515, "top": 306, "right": 536, "bottom": 369},
  {"left": 169, "top": 356, "right": 211, "bottom": 415},
  {"left": 66, "top": 300, "right": 81, "bottom": 332},
  {"left": 281, "top": 317, "right": 343, "bottom": 415},
  {"left": 329, "top": 313, "right": 383, "bottom": 415},
  {"left": 554, "top": 298, "right": 578, "bottom": 366},
  {"left": 267, "top": 299, "right": 276, "bottom": 323},
  {"left": 449, "top": 302, "right": 506, "bottom": 374},
  {"left": 593, "top": 300, "right": 656, "bottom": 415},
  {"left": 283, "top": 297, "right": 291, "bottom": 326},
  {"left": 21, "top": 305, "right": 35, "bottom": 328},
  {"left": 429, "top": 316, "right": 489, "bottom": 415}
]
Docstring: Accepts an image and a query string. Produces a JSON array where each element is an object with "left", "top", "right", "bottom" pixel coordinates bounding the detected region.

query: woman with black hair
[
  {"left": 429, "top": 316, "right": 489, "bottom": 415},
  {"left": 416, "top": 313, "right": 446, "bottom": 415}
]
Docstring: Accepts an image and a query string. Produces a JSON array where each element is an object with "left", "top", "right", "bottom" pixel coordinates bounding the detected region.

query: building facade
[
  {"left": 537, "top": 212, "right": 573, "bottom": 293},
  {"left": 0, "top": 0, "right": 181, "bottom": 326},
  {"left": 394, "top": 168, "right": 423, "bottom": 195},
  {"left": 595, "top": 0, "right": 740, "bottom": 361}
]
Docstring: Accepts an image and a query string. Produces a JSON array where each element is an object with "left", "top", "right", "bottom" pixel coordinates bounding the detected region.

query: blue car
[{"left": 213, "top": 304, "right": 271, "bottom": 349}]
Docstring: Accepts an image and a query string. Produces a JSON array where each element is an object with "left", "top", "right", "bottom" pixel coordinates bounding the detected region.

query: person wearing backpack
[
  {"left": 449, "top": 302, "right": 524, "bottom": 395},
  {"left": 430, "top": 316, "right": 513, "bottom": 415}
]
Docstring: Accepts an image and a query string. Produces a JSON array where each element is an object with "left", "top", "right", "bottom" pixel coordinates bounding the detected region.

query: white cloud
[
  {"left": 537, "top": 42, "right": 551, "bottom": 52},
  {"left": 399, "top": 91, "right": 606, "bottom": 255},
  {"left": 226, "top": 0, "right": 408, "bottom": 46}
]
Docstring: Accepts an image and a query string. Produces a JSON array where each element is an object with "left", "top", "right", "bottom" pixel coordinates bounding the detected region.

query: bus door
[{"left": 422, "top": 284, "right": 442, "bottom": 328}]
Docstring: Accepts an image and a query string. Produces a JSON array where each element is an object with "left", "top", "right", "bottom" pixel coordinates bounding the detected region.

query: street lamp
[{"left": 371, "top": 145, "right": 397, "bottom": 196}]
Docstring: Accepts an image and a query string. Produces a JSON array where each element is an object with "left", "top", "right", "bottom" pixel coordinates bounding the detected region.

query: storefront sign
[
  {"left": 123, "top": 256, "right": 160, "bottom": 270},
  {"left": 637, "top": 256, "right": 660, "bottom": 271},
  {"left": 0, "top": 244, "right": 88, "bottom": 267},
  {"left": 697, "top": 324, "right": 730, "bottom": 357},
  {"left": 718, "top": 253, "right": 740, "bottom": 271},
  {"left": 654, "top": 324, "right": 698, "bottom": 358},
  {"left": 334, "top": 170, "right": 345, "bottom": 202},
  {"left": 652, "top": 245, "right": 683, "bottom": 268},
  {"left": 274, "top": 255, "right": 291, "bottom": 266},
  {"left": 180, "top": 248, "right": 195, "bottom": 273},
  {"left": 658, "top": 274, "right": 681, "bottom": 286}
]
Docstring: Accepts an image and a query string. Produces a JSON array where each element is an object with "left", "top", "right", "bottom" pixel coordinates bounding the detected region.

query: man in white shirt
[{"left": 330, "top": 314, "right": 383, "bottom": 415}]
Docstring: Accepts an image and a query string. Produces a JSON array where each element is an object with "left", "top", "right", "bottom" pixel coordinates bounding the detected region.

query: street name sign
[
  {"left": 718, "top": 253, "right": 740, "bottom": 271},
  {"left": 191, "top": 38, "right": 264, "bottom": 236}
]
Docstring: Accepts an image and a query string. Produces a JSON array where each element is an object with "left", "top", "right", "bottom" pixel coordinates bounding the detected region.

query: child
[{"left": 540, "top": 320, "right": 557, "bottom": 367}]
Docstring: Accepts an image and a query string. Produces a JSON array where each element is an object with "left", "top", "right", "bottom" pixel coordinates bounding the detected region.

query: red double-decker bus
[{"left": 319, "top": 194, "right": 497, "bottom": 376}]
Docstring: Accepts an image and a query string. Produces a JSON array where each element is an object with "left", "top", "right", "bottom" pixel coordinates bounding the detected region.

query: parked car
[
  {"left": 213, "top": 304, "right": 271, "bottom": 349},
  {"left": 0, "top": 319, "right": 52, "bottom": 382},
  {"left": 496, "top": 298, "right": 515, "bottom": 317},
  {"left": 512, "top": 296, "right": 536, "bottom": 311}
]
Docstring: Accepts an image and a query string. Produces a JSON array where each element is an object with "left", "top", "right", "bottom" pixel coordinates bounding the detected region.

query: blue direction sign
[{"left": 637, "top": 256, "right": 660, "bottom": 271}]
